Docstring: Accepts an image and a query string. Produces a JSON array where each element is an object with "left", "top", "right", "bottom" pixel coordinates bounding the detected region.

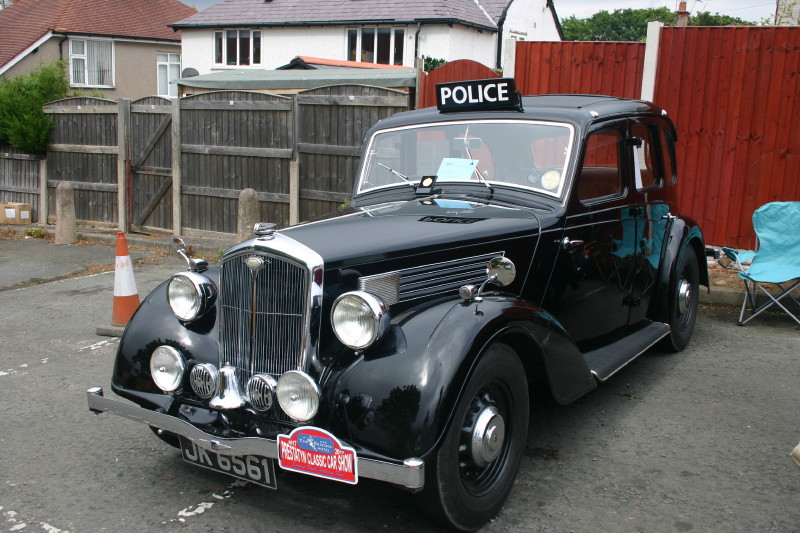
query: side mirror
[
  {"left": 459, "top": 256, "right": 516, "bottom": 303},
  {"left": 486, "top": 256, "right": 516, "bottom": 287}
]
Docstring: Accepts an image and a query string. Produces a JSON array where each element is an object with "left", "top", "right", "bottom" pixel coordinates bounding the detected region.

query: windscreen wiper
[{"left": 378, "top": 163, "right": 414, "bottom": 187}]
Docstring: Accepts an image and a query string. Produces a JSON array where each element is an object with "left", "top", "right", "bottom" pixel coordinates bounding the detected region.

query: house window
[
  {"left": 70, "top": 39, "right": 114, "bottom": 87},
  {"left": 157, "top": 53, "right": 181, "bottom": 98},
  {"left": 214, "top": 30, "right": 262, "bottom": 66},
  {"left": 347, "top": 27, "right": 405, "bottom": 65}
]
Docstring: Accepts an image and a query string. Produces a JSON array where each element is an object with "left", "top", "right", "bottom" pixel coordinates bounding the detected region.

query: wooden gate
[
  {"left": 130, "top": 97, "right": 174, "bottom": 233},
  {"left": 295, "top": 84, "right": 410, "bottom": 221}
]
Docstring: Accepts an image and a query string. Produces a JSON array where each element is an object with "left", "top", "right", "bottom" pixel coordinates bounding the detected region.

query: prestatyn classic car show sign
[{"left": 436, "top": 78, "right": 522, "bottom": 112}]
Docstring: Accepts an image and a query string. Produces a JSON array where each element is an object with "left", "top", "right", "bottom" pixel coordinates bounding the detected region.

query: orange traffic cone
[{"left": 111, "top": 232, "right": 140, "bottom": 326}]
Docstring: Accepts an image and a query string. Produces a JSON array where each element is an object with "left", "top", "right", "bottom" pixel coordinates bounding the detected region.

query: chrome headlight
[
  {"left": 331, "top": 291, "right": 390, "bottom": 350},
  {"left": 167, "top": 272, "right": 216, "bottom": 322},
  {"left": 150, "top": 345, "right": 186, "bottom": 393},
  {"left": 276, "top": 371, "right": 320, "bottom": 421}
]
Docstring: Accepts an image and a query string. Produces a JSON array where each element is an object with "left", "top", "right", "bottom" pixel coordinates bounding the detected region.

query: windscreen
[{"left": 358, "top": 120, "right": 574, "bottom": 198}]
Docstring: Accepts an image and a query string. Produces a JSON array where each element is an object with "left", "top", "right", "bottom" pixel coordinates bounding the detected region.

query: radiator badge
[
  {"left": 245, "top": 256, "right": 265, "bottom": 273},
  {"left": 278, "top": 427, "right": 358, "bottom": 484}
]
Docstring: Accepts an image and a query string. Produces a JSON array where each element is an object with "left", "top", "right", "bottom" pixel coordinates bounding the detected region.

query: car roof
[{"left": 370, "top": 94, "right": 667, "bottom": 132}]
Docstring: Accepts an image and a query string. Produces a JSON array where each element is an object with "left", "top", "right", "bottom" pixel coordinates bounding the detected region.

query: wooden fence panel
[
  {"left": 654, "top": 27, "right": 800, "bottom": 248},
  {"left": 515, "top": 41, "right": 645, "bottom": 98},
  {"left": 418, "top": 60, "right": 500, "bottom": 109},
  {"left": 43, "top": 97, "right": 119, "bottom": 224},
  {"left": 0, "top": 145, "right": 42, "bottom": 221},
  {"left": 130, "top": 96, "right": 174, "bottom": 232},
  {"left": 296, "top": 85, "right": 410, "bottom": 221},
  {"left": 179, "top": 91, "right": 294, "bottom": 233}
]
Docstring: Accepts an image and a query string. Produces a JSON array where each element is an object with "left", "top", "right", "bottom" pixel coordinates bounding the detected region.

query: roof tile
[{"left": 172, "top": 0, "right": 508, "bottom": 30}]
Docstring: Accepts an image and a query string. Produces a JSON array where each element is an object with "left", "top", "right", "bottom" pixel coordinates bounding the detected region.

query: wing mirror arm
[{"left": 173, "top": 237, "right": 208, "bottom": 273}]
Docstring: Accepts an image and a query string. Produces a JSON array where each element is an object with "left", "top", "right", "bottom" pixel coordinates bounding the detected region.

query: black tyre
[
  {"left": 415, "top": 343, "right": 529, "bottom": 531},
  {"left": 665, "top": 248, "right": 699, "bottom": 351}
]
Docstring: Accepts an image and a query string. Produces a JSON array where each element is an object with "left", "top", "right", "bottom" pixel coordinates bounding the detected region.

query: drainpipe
[{"left": 414, "top": 23, "right": 422, "bottom": 62}]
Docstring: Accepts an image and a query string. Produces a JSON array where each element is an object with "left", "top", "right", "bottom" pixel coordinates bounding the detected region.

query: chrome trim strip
[{"left": 86, "top": 387, "right": 425, "bottom": 490}]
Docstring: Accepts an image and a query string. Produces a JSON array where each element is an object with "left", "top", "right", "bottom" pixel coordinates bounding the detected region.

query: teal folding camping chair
[{"left": 734, "top": 201, "right": 800, "bottom": 326}]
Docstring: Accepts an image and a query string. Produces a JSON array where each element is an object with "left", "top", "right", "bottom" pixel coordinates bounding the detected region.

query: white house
[{"left": 171, "top": 0, "right": 563, "bottom": 74}]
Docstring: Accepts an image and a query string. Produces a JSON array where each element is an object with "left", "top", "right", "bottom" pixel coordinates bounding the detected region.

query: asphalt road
[{"left": 1, "top": 234, "right": 798, "bottom": 532}]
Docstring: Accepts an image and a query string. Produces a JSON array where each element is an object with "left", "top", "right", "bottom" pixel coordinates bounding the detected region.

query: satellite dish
[{"left": 181, "top": 67, "right": 199, "bottom": 78}]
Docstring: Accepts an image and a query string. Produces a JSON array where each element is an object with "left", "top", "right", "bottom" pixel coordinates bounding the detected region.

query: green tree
[
  {"left": 0, "top": 60, "right": 70, "bottom": 154},
  {"left": 691, "top": 11, "right": 752, "bottom": 26},
  {"left": 562, "top": 7, "right": 754, "bottom": 42}
]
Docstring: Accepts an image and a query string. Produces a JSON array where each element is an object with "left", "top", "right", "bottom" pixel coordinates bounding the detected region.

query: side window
[
  {"left": 577, "top": 129, "right": 623, "bottom": 202},
  {"left": 630, "top": 123, "right": 659, "bottom": 190}
]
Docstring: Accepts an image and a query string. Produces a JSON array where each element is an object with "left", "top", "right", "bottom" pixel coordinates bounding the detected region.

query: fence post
[
  {"left": 38, "top": 157, "right": 47, "bottom": 224},
  {"left": 171, "top": 97, "right": 182, "bottom": 236},
  {"left": 641, "top": 22, "right": 663, "bottom": 102},
  {"left": 289, "top": 159, "right": 300, "bottom": 226},
  {"left": 503, "top": 39, "right": 516, "bottom": 78},
  {"left": 55, "top": 181, "right": 77, "bottom": 245},
  {"left": 117, "top": 98, "right": 131, "bottom": 232},
  {"left": 237, "top": 188, "right": 259, "bottom": 241}
]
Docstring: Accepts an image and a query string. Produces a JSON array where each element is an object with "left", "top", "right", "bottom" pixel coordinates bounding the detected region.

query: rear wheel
[
  {"left": 665, "top": 248, "right": 699, "bottom": 351},
  {"left": 415, "top": 343, "right": 529, "bottom": 531}
]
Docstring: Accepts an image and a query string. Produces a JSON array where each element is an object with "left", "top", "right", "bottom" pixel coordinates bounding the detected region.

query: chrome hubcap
[
  {"left": 471, "top": 406, "right": 505, "bottom": 467},
  {"left": 678, "top": 278, "right": 693, "bottom": 315}
]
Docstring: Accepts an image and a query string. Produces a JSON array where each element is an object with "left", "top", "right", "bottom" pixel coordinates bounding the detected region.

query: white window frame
[
  {"left": 346, "top": 27, "right": 405, "bottom": 65},
  {"left": 157, "top": 52, "right": 181, "bottom": 98},
  {"left": 69, "top": 38, "right": 115, "bottom": 88},
  {"left": 213, "top": 29, "right": 262, "bottom": 67}
]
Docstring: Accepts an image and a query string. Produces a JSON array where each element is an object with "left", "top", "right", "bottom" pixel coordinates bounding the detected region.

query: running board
[{"left": 584, "top": 321, "right": 671, "bottom": 382}]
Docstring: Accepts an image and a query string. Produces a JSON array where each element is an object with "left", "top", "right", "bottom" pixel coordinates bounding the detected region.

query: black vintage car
[{"left": 87, "top": 79, "right": 707, "bottom": 531}]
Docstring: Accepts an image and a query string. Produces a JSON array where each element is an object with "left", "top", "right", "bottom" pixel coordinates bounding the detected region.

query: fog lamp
[
  {"left": 150, "top": 345, "right": 185, "bottom": 393},
  {"left": 276, "top": 371, "right": 320, "bottom": 421}
]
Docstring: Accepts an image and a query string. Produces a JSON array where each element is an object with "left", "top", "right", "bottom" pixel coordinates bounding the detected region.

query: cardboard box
[{"left": 1, "top": 202, "right": 32, "bottom": 225}]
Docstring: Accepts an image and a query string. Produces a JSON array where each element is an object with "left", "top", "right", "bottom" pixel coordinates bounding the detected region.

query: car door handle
[{"left": 560, "top": 237, "right": 585, "bottom": 251}]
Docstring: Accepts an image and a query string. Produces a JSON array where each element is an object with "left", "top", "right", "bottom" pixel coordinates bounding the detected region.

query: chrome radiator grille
[{"left": 219, "top": 251, "right": 310, "bottom": 383}]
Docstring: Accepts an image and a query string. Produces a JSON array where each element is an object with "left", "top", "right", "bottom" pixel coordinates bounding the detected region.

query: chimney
[{"left": 676, "top": 1, "right": 690, "bottom": 27}]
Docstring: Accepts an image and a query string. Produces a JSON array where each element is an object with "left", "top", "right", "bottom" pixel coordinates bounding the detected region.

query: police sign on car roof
[{"left": 436, "top": 78, "right": 522, "bottom": 112}]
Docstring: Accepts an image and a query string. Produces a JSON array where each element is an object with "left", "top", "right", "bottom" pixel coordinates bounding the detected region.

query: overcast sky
[
  {"left": 179, "top": 0, "right": 778, "bottom": 24},
  {"left": 555, "top": 0, "right": 777, "bottom": 23}
]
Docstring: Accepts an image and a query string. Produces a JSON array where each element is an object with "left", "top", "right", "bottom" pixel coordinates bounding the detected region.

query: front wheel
[
  {"left": 665, "top": 248, "right": 699, "bottom": 351},
  {"left": 414, "top": 343, "right": 529, "bottom": 531}
]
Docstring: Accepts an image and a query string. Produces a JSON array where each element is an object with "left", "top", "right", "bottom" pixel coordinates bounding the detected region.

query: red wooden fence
[
  {"left": 654, "top": 26, "right": 800, "bottom": 248},
  {"left": 418, "top": 59, "right": 499, "bottom": 108},
  {"left": 515, "top": 41, "right": 646, "bottom": 99}
]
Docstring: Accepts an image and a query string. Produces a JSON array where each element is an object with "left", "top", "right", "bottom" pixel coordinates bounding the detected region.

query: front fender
[
  {"left": 329, "top": 295, "right": 595, "bottom": 460},
  {"left": 110, "top": 267, "right": 221, "bottom": 409}
]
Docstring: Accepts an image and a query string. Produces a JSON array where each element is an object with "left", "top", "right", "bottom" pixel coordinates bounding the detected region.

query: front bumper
[{"left": 86, "top": 387, "right": 425, "bottom": 490}]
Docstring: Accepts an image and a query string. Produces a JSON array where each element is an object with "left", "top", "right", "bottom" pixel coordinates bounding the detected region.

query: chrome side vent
[
  {"left": 357, "top": 252, "right": 503, "bottom": 304},
  {"left": 359, "top": 272, "right": 401, "bottom": 305}
]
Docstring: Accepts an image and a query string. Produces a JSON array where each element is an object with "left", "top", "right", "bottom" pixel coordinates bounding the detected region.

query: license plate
[{"left": 179, "top": 437, "right": 277, "bottom": 489}]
